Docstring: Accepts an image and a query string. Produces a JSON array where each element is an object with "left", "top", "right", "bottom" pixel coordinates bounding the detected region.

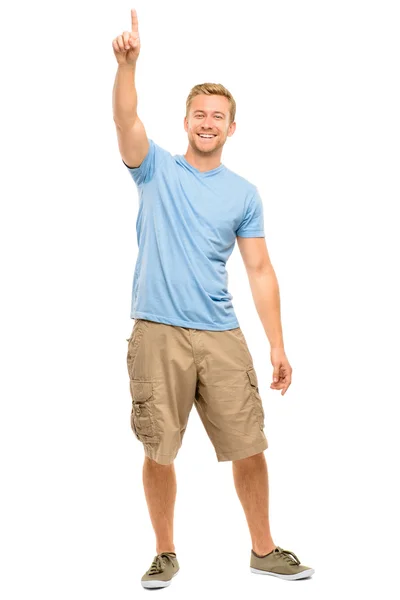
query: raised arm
[{"left": 112, "top": 8, "right": 149, "bottom": 168}]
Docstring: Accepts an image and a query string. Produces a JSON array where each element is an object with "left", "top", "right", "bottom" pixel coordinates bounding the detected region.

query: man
[{"left": 112, "top": 8, "right": 314, "bottom": 589}]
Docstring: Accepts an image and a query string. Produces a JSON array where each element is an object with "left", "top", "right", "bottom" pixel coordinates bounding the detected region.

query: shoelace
[
  {"left": 274, "top": 546, "right": 301, "bottom": 565},
  {"left": 148, "top": 552, "right": 176, "bottom": 575}
]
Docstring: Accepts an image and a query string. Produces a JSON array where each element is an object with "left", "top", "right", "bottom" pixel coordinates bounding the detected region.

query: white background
[{"left": 1, "top": 0, "right": 399, "bottom": 598}]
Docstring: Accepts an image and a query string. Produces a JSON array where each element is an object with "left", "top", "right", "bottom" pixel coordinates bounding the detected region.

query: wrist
[
  {"left": 117, "top": 61, "right": 137, "bottom": 70},
  {"left": 270, "top": 344, "right": 285, "bottom": 351}
]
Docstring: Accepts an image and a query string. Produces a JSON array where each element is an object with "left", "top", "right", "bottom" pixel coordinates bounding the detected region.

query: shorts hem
[
  {"left": 216, "top": 438, "right": 268, "bottom": 462},
  {"left": 143, "top": 447, "right": 179, "bottom": 465}
]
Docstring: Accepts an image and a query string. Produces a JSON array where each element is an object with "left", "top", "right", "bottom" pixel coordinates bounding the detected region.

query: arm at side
[
  {"left": 237, "top": 236, "right": 284, "bottom": 349},
  {"left": 247, "top": 267, "right": 284, "bottom": 349}
]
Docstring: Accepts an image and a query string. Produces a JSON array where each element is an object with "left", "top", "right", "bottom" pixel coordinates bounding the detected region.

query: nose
[{"left": 202, "top": 115, "right": 214, "bottom": 129}]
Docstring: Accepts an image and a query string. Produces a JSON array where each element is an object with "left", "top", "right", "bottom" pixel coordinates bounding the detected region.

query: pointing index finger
[{"left": 131, "top": 8, "right": 138, "bottom": 33}]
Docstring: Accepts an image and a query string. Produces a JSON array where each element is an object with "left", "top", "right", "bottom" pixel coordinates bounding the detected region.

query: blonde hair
[{"left": 186, "top": 83, "right": 236, "bottom": 125}]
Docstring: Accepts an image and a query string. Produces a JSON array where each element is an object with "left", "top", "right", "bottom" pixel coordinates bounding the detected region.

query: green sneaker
[
  {"left": 141, "top": 552, "right": 179, "bottom": 588},
  {"left": 250, "top": 546, "right": 315, "bottom": 580}
]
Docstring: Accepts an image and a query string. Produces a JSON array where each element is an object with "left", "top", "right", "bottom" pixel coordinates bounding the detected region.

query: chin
[{"left": 195, "top": 139, "right": 219, "bottom": 151}]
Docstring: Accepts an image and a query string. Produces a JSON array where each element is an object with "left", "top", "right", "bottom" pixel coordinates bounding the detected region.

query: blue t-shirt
[{"left": 124, "top": 139, "right": 265, "bottom": 331}]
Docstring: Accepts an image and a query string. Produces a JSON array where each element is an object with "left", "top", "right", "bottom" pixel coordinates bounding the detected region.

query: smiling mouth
[{"left": 197, "top": 133, "right": 217, "bottom": 140}]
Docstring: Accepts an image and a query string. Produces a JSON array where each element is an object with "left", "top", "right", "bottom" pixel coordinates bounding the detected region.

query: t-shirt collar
[{"left": 177, "top": 154, "right": 226, "bottom": 177}]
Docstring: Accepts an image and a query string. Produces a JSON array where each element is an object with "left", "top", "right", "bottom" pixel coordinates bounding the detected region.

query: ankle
[
  {"left": 156, "top": 545, "right": 176, "bottom": 554},
  {"left": 252, "top": 543, "right": 276, "bottom": 557}
]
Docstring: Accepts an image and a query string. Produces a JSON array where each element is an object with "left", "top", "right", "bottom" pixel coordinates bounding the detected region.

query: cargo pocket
[
  {"left": 130, "top": 380, "right": 160, "bottom": 444},
  {"left": 246, "top": 368, "right": 265, "bottom": 430}
]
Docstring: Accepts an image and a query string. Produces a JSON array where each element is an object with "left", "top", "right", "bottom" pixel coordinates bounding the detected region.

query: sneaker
[
  {"left": 250, "top": 546, "right": 315, "bottom": 580},
  {"left": 141, "top": 552, "right": 179, "bottom": 588}
]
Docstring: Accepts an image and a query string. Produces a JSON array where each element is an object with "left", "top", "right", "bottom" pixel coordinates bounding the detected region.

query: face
[{"left": 184, "top": 94, "right": 236, "bottom": 155}]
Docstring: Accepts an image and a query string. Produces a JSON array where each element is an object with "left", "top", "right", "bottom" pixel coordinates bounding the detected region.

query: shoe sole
[
  {"left": 141, "top": 569, "right": 179, "bottom": 588},
  {"left": 250, "top": 567, "right": 315, "bottom": 580}
]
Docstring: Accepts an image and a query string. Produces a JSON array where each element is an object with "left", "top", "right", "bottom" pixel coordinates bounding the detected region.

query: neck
[{"left": 183, "top": 146, "right": 223, "bottom": 172}]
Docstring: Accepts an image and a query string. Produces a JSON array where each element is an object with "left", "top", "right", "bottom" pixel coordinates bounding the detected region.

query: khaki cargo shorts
[{"left": 126, "top": 319, "right": 268, "bottom": 465}]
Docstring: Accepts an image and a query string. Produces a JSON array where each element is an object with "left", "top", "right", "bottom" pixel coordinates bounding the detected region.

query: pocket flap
[
  {"left": 247, "top": 368, "right": 258, "bottom": 388},
  {"left": 131, "top": 380, "right": 153, "bottom": 403}
]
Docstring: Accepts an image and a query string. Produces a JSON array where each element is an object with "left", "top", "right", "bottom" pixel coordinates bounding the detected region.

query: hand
[
  {"left": 112, "top": 8, "right": 141, "bottom": 66},
  {"left": 270, "top": 348, "right": 292, "bottom": 396}
]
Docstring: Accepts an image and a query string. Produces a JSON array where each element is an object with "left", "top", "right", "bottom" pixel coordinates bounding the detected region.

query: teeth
[{"left": 199, "top": 134, "right": 215, "bottom": 138}]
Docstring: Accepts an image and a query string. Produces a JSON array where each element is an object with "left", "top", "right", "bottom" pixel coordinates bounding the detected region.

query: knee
[
  {"left": 232, "top": 451, "right": 265, "bottom": 467},
  {"left": 144, "top": 456, "right": 175, "bottom": 468}
]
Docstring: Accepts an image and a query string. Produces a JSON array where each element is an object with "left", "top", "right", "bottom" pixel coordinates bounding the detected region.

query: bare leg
[
  {"left": 232, "top": 452, "right": 277, "bottom": 555},
  {"left": 142, "top": 456, "right": 177, "bottom": 554}
]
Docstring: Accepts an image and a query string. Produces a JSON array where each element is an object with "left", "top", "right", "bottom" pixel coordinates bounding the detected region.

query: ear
[
  {"left": 183, "top": 116, "right": 188, "bottom": 132},
  {"left": 227, "top": 121, "right": 236, "bottom": 138}
]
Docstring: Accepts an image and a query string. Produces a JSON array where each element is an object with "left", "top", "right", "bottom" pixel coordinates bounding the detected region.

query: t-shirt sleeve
[
  {"left": 236, "top": 188, "right": 265, "bottom": 237},
  {"left": 122, "top": 138, "right": 171, "bottom": 186}
]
